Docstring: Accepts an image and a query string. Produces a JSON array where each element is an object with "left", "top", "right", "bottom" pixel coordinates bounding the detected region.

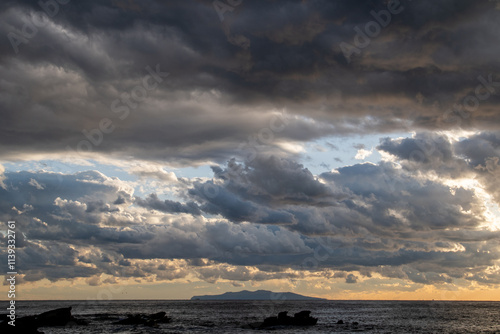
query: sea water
[{"left": 7, "top": 300, "right": 500, "bottom": 333}]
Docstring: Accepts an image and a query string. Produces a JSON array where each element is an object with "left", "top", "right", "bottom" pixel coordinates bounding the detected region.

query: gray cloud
[
  {"left": 135, "top": 193, "right": 202, "bottom": 215},
  {"left": 345, "top": 274, "right": 357, "bottom": 284},
  {"left": 0, "top": 148, "right": 499, "bottom": 286},
  {"left": 378, "top": 131, "right": 500, "bottom": 205},
  {"left": 1, "top": 1, "right": 500, "bottom": 165}
]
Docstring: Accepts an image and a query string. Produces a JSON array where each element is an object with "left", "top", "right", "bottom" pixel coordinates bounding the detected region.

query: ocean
[{"left": 5, "top": 300, "right": 500, "bottom": 333}]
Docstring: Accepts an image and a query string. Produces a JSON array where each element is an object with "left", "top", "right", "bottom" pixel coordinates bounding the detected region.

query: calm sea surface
[{"left": 6, "top": 300, "right": 500, "bottom": 333}]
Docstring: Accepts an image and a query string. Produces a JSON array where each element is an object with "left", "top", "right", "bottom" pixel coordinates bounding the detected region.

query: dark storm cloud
[
  {"left": 378, "top": 133, "right": 454, "bottom": 165},
  {"left": 454, "top": 132, "right": 500, "bottom": 167},
  {"left": 205, "top": 156, "right": 339, "bottom": 206},
  {"left": 1, "top": 1, "right": 500, "bottom": 164},
  {"left": 135, "top": 193, "right": 202, "bottom": 215},
  {"left": 185, "top": 156, "right": 342, "bottom": 224},
  {"left": 189, "top": 181, "right": 297, "bottom": 224}
]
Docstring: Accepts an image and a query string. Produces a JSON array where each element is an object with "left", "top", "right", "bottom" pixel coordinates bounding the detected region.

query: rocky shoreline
[
  {"left": 1, "top": 307, "right": 320, "bottom": 333},
  {"left": 0, "top": 307, "right": 173, "bottom": 333}
]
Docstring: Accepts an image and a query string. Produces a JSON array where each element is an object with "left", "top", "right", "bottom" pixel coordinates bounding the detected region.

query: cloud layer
[
  {"left": 1, "top": 134, "right": 500, "bottom": 287},
  {"left": 1, "top": 0, "right": 500, "bottom": 296},
  {"left": 1, "top": 0, "right": 500, "bottom": 165}
]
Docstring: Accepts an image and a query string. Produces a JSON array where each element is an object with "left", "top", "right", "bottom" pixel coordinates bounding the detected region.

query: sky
[{"left": 1, "top": 0, "right": 500, "bottom": 301}]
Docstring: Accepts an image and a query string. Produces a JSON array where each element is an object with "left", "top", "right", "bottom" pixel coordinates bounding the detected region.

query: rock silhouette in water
[
  {"left": 37, "top": 307, "right": 88, "bottom": 327},
  {"left": 0, "top": 307, "right": 87, "bottom": 333},
  {"left": 243, "top": 310, "right": 318, "bottom": 329},
  {"left": 0, "top": 315, "right": 41, "bottom": 334}
]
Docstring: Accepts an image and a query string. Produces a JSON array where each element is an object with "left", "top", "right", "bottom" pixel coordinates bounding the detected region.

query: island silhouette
[{"left": 190, "top": 289, "right": 326, "bottom": 301}]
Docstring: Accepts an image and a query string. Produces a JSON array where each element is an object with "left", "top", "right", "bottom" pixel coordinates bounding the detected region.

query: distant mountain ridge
[{"left": 190, "top": 290, "right": 326, "bottom": 301}]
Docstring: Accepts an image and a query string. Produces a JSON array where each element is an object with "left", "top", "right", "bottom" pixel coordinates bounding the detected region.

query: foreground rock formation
[
  {"left": 0, "top": 307, "right": 173, "bottom": 333},
  {"left": 243, "top": 310, "right": 318, "bottom": 329},
  {"left": 0, "top": 307, "right": 87, "bottom": 333}
]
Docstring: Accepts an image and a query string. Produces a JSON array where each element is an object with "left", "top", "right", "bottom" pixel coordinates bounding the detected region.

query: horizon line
[{"left": 3, "top": 299, "right": 500, "bottom": 302}]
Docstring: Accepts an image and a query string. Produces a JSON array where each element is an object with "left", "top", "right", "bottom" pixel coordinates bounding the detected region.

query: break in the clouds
[{"left": 1, "top": 0, "right": 500, "bottom": 299}]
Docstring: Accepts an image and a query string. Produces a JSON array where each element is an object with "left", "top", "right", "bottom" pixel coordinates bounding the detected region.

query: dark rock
[
  {"left": 0, "top": 315, "right": 42, "bottom": 334},
  {"left": 0, "top": 307, "right": 87, "bottom": 333},
  {"left": 261, "top": 315, "right": 279, "bottom": 328},
  {"left": 291, "top": 310, "right": 317, "bottom": 326},
  {"left": 277, "top": 311, "right": 294, "bottom": 325},
  {"left": 337, "top": 319, "right": 344, "bottom": 324},
  {"left": 32, "top": 307, "right": 88, "bottom": 327},
  {"left": 150, "top": 311, "right": 170, "bottom": 323},
  {"left": 150, "top": 312, "right": 165, "bottom": 320},
  {"left": 277, "top": 311, "right": 288, "bottom": 320},
  {"left": 294, "top": 310, "right": 311, "bottom": 318},
  {"left": 244, "top": 310, "right": 317, "bottom": 329},
  {"left": 37, "top": 307, "right": 72, "bottom": 327}
]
